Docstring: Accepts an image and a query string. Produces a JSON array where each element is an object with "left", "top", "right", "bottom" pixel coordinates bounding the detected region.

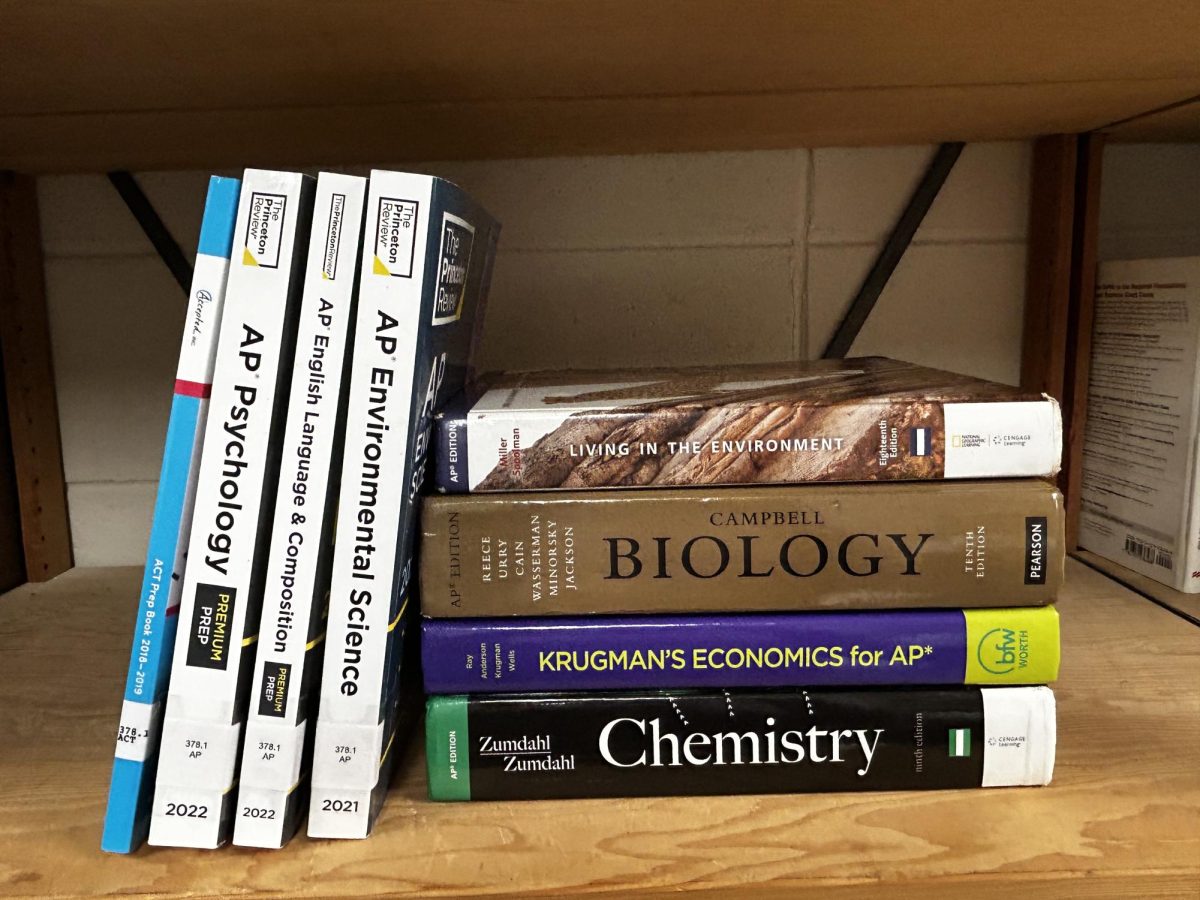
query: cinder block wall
[{"left": 39, "top": 142, "right": 1033, "bottom": 565}]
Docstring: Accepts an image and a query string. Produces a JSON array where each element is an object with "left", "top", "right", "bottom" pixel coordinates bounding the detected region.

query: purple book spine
[{"left": 422, "top": 610, "right": 972, "bottom": 692}]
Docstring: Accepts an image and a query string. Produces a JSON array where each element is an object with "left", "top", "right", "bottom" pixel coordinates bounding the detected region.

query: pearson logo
[
  {"left": 431, "top": 213, "right": 476, "bottom": 325},
  {"left": 242, "top": 192, "right": 286, "bottom": 268},
  {"left": 976, "top": 626, "right": 1029, "bottom": 675},
  {"left": 1024, "top": 515, "right": 1048, "bottom": 584},
  {"left": 373, "top": 196, "right": 420, "bottom": 277}
]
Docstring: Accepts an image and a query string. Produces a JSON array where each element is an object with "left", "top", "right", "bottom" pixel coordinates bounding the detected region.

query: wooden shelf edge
[
  {"left": 1104, "top": 95, "right": 1200, "bottom": 142},
  {"left": 4, "top": 79, "right": 1200, "bottom": 174}
]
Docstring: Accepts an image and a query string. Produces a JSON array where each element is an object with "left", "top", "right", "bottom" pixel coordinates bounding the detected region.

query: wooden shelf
[
  {"left": 2, "top": 2, "right": 1199, "bottom": 172},
  {"left": 0, "top": 559, "right": 1197, "bottom": 899},
  {"left": 1107, "top": 97, "right": 1200, "bottom": 142},
  {"left": 1075, "top": 549, "right": 1200, "bottom": 626}
]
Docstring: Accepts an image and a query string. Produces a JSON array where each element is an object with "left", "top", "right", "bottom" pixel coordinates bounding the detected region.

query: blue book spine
[{"left": 101, "top": 176, "right": 239, "bottom": 853}]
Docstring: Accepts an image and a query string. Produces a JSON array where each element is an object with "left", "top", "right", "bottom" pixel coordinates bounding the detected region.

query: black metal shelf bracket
[
  {"left": 823, "top": 142, "right": 964, "bottom": 359},
  {"left": 107, "top": 171, "right": 192, "bottom": 295}
]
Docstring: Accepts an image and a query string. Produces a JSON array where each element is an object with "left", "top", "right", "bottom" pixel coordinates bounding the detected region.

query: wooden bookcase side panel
[{"left": 0, "top": 172, "right": 72, "bottom": 582}]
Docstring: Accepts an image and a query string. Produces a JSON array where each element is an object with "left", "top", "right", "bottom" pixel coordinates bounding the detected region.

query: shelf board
[
  {"left": 1075, "top": 548, "right": 1200, "bottom": 626},
  {"left": 1106, "top": 97, "right": 1200, "bottom": 142},
  {"left": 2, "top": 1, "right": 1200, "bottom": 172},
  {"left": 0, "top": 559, "right": 1197, "bottom": 899}
]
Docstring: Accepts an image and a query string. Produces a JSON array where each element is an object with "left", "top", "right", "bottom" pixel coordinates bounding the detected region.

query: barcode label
[{"left": 1124, "top": 535, "right": 1173, "bottom": 570}]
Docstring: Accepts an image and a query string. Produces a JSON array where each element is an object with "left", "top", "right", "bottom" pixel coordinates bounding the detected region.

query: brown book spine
[{"left": 420, "top": 480, "right": 1064, "bottom": 617}]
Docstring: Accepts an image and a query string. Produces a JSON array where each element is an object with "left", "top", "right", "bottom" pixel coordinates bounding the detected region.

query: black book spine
[{"left": 426, "top": 687, "right": 1055, "bottom": 801}]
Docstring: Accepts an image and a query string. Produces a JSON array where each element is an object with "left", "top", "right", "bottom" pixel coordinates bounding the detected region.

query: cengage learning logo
[{"left": 977, "top": 626, "right": 1018, "bottom": 675}]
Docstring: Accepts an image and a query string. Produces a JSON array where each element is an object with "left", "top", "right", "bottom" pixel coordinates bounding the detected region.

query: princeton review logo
[
  {"left": 432, "top": 213, "right": 476, "bottom": 325},
  {"left": 373, "top": 197, "right": 420, "bottom": 277},
  {"left": 321, "top": 192, "right": 347, "bottom": 280},
  {"left": 242, "top": 192, "right": 287, "bottom": 268},
  {"left": 976, "top": 625, "right": 1030, "bottom": 675}
]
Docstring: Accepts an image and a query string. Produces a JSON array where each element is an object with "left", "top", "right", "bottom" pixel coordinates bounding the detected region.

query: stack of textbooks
[
  {"left": 100, "top": 165, "right": 1067, "bottom": 853},
  {"left": 101, "top": 168, "right": 499, "bottom": 851},
  {"left": 419, "top": 360, "right": 1065, "bottom": 800}
]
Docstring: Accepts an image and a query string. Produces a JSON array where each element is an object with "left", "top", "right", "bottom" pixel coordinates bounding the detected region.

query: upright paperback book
[
  {"left": 149, "top": 170, "right": 315, "bottom": 848},
  {"left": 102, "top": 175, "right": 240, "bottom": 853},
  {"left": 1080, "top": 257, "right": 1200, "bottom": 592},
  {"left": 435, "top": 358, "right": 1062, "bottom": 492},
  {"left": 233, "top": 173, "right": 367, "bottom": 848},
  {"left": 309, "top": 170, "right": 499, "bottom": 839}
]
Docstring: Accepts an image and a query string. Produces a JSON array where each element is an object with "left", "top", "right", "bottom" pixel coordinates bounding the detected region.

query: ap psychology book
[{"left": 149, "top": 170, "right": 315, "bottom": 849}]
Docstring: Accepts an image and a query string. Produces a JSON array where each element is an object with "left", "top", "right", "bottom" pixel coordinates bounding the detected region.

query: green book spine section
[
  {"left": 426, "top": 696, "right": 472, "bottom": 801},
  {"left": 963, "top": 606, "right": 1060, "bottom": 684}
]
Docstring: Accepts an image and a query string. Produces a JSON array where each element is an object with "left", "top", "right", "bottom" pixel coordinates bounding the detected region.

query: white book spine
[
  {"left": 1179, "top": 398, "right": 1200, "bottom": 593},
  {"left": 980, "top": 687, "right": 1056, "bottom": 787},
  {"left": 1079, "top": 257, "right": 1200, "bottom": 592},
  {"left": 149, "top": 170, "right": 312, "bottom": 849},
  {"left": 233, "top": 173, "right": 367, "bottom": 848},
  {"left": 309, "top": 171, "right": 435, "bottom": 839},
  {"left": 940, "top": 398, "right": 1062, "bottom": 478}
]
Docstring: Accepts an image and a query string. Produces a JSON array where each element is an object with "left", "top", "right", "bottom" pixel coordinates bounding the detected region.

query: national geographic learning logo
[
  {"left": 243, "top": 192, "right": 287, "bottom": 268},
  {"left": 431, "top": 213, "right": 476, "bottom": 326},
  {"left": 976, "top": 626, "right": 1030, "bottom": 675},
  {"left": 951, "top": 433, "right": 987, "bottom": 449},
  {"left": 372, "top": 197, "right": 420, "bottom": 277},
  {"left": 951, "top": 432, "right": 1032, "bottom": 450}
]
